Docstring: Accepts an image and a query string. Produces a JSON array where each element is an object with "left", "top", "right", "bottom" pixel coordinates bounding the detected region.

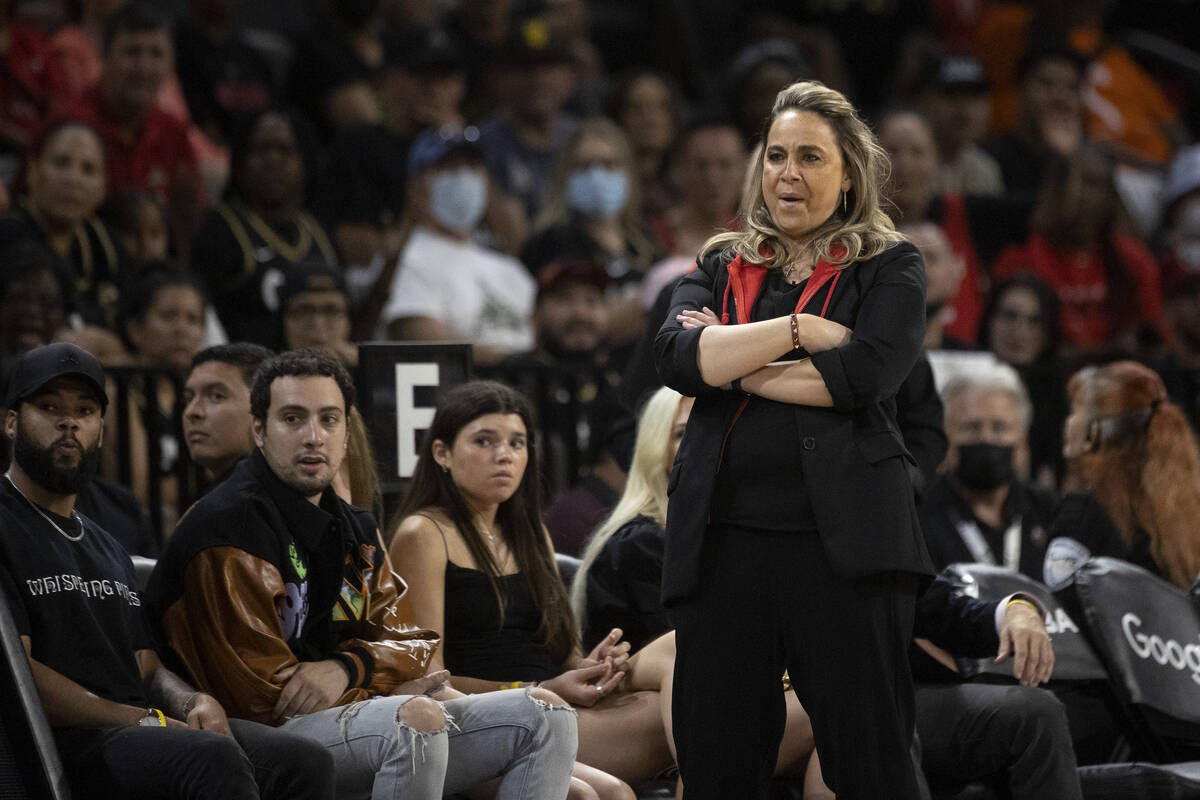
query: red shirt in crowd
[
  {"left": 0, "top": 24, "right": 70, "bottom": 149},
  {"left": 938, "top": 193, "right": 984, "bottom": 343},
  {"left": 54, "top": 85, "right": 198, "bottom": 205},
  {"left": 993, "top": 232, "right": 1169, "bottom": 350}
]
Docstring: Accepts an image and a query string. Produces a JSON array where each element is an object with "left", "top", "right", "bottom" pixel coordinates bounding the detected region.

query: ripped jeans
[{"left": 279, "top": 687, "right": 577, "bottom": 800}]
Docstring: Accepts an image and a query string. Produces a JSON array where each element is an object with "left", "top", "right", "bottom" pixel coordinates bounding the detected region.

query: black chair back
[
  {"left": 556, "top": 553, "right": 582, "bottom": 594},
  {"left": 1061, "top": 557, "right": 1200, "bottom": 759},
  {"left": 0, "top": 582, "right": 70, "bottom": 799},
  {"left": 1078, "top": 761, "right": 1200, "bottom": 799},
  {"left": 130, "top": 556, "right": 157, "bottom": 592},
  {"left": 941, "top": 562, "right": 1108, "bottom": 681}
]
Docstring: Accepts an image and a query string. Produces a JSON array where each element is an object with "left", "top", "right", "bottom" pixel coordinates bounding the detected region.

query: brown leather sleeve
[
  {"left": 336, "top": 547, "right": 441, "bottom": 696},
  {"left": 161, "top": 546, "right": 299, "bottom": 725}
]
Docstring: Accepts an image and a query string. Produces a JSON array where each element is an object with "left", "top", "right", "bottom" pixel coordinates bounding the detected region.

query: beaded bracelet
[{"left": 789, "top": 314, "right": 801, "bottom": 350}]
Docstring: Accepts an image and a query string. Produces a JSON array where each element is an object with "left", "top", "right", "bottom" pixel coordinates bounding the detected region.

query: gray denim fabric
[{"left": 280, "top": 688, "right": 577, "bottom": 800}]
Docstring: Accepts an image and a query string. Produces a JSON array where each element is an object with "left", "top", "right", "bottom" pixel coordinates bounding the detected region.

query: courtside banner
[
  {"left": 1070, "top": 558, "right": 1200, "bottom": 726},
  {"left": 942, "top": 562, "right": 1108, "bottom": 681}
]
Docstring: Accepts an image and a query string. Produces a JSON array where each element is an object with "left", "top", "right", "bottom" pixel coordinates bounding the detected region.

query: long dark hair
[
  {"left": 391, "top": 380, "right": 578, "bottom": 666},
  {"left": 116, "top": 265, "right": 207, "bottom": 357},
  {"left": 978, "top": 272, "right": 1062, "bottom": 363}
]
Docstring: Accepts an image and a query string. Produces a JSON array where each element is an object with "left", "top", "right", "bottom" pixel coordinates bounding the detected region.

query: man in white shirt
[{"left": 383, "top": 126, "right": 535, "bottom": 365}]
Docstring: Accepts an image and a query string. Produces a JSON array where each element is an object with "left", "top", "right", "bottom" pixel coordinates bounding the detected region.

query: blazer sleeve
[
  {"left": 654, "top": 255, "right": 725, "bottom": 398},
  {"left": 334, "top": 551, "right": 441, "bottom": 696},
  {"left": 912, "top": 574, "right": 1001, "bottom": 659},
  {"left": 810, "top": 242, "right": 927, "bottom": 411},
  {"left": 895, "top": 353, "right": 948, "bottom": 498}
]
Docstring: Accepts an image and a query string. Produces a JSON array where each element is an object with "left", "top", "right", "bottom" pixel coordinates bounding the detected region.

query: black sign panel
[
  {"left": 1070, "top": 558, "right": 1200, "bottom": 727},
  {"left": 942, "top": 562, "right": 1108, "bottom": 681},
  {"left": 356, "top": 342, "right": 472, "bottom": 502}
]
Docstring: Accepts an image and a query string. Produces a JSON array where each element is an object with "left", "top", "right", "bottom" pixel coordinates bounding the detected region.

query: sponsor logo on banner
[{"left": 1121, "top": 612, "right": 1200, "bottom": 685}]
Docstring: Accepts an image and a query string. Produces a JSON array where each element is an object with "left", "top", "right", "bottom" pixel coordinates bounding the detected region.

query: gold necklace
[{"left": 237, "top": 201, "right": 313, "bottom": 263}]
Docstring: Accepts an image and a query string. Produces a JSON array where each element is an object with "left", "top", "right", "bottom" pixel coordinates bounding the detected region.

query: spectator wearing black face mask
[{"left": 919, "top": 363, "right": 1058, "bottom": 580}]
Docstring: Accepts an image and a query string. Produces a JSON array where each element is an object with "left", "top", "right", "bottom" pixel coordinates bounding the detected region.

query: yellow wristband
[
  {"left": 1006, "top": 597, "right": 1039, "bottom": 614},
  {"left": 498, "top": 681, "right": 523, "bottom": 690},
  {"left": 140, "top": 707, "right": 166, "bottom": 727}
]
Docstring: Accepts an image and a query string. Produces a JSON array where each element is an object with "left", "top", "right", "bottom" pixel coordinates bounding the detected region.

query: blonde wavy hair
[
  {"left": 702, "top": 80, "right": 901, "bottom": 271},
  {"left": 1069, "top": 361, "right": 1200, "bottom": 590},
  {"left": 570, "top": 386, "right": 684, "bottom": 627}
]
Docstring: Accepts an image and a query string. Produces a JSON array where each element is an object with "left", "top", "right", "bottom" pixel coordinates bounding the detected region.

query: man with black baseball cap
[
  {"left": 917, "top": 53, "right": 1004, "bottom": 197},
  {"left": 499, "top": 257, "right": 628, "bottom": 509},
  {"left": 279, "top": 263, "right": 357, "bottom": 364},
  {"left": 383, "top": 124, "right": 536, "bottom": 365},
  {"left": 313, "top": 26, "right": 479, "bottom": 279},
  {"left": 0, "top": 342, "right": 335, "bottom": 800},
  {"left": 477, "top": 21, "right": 577, "bottom": 219}
]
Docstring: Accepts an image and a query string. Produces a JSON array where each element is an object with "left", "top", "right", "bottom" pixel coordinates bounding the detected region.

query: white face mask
[{"left": 429, "top": 168, "right": 488, "bottom": 234}]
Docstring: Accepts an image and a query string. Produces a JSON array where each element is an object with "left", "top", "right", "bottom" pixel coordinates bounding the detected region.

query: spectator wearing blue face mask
[
  {"left": 521, "top": 118, "right": 662, "bottom": 360},
  {"left": 382, "top": 125, "right": 535, "bottom": 366}
]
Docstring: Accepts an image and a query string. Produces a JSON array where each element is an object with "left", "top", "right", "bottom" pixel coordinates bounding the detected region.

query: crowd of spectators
[{"left": 2, "top": 0, "right": 1200, "bottom": 795}]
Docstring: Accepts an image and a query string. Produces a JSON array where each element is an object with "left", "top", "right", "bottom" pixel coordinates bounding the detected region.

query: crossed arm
[
  {"left": 677, "top": 306, "right": 849, "bottom": 406},
  {"left": 656, "top": 246, "right": 926, "bottom": 409}
]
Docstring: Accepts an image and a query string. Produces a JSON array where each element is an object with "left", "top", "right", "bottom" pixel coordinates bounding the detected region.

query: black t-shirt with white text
[{"left": 0, "top": 478, "right": 149, "bottom": 707}]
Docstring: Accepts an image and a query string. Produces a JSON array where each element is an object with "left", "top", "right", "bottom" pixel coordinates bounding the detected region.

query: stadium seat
[
  {"left": 1059, "top": 558, "right": 1200, "bottom": 761},
  {"left": 0, "top": 577, "right": 71, "bottom": 799},
  {"left": 940, "top": 562, "right": 1109, "bottom": 681},
  {"left": 555, "top": 552, "right": 582, "bottom": 593},
  {"left": 130, "top": 555, "right": 157, "bottom": 592},
  {"left": 1079, "top": 760, "right": 1200, "bottom": 798}
]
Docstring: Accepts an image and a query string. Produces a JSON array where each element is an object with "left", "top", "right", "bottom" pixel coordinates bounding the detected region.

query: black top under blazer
[{"left": 654, "top": 240, "right": 936, "bottom": 605}]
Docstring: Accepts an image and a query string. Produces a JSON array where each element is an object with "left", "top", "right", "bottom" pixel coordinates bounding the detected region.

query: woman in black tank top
[{"left": 389, "top": 381, "right": 683, "bottom": 799}]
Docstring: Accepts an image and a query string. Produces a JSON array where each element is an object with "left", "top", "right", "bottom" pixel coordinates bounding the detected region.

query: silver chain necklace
[{"left": 4, "top": 473, "right": 84, "bottom": 542}]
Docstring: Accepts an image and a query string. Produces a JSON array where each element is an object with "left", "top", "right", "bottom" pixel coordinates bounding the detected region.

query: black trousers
[
  {"left": 671, "top": 527, "right": 923, "bottom": 800},
  {"left": 55, "top": 717, "right": 336, "bottom": 800},
  {"left": 916, "top": 683, "right": 1082, "bottom": 800}
]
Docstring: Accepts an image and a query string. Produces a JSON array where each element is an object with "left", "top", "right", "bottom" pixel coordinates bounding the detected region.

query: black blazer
[{"left": 654, "top": 241, "right": 935, "bottom": 605}]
